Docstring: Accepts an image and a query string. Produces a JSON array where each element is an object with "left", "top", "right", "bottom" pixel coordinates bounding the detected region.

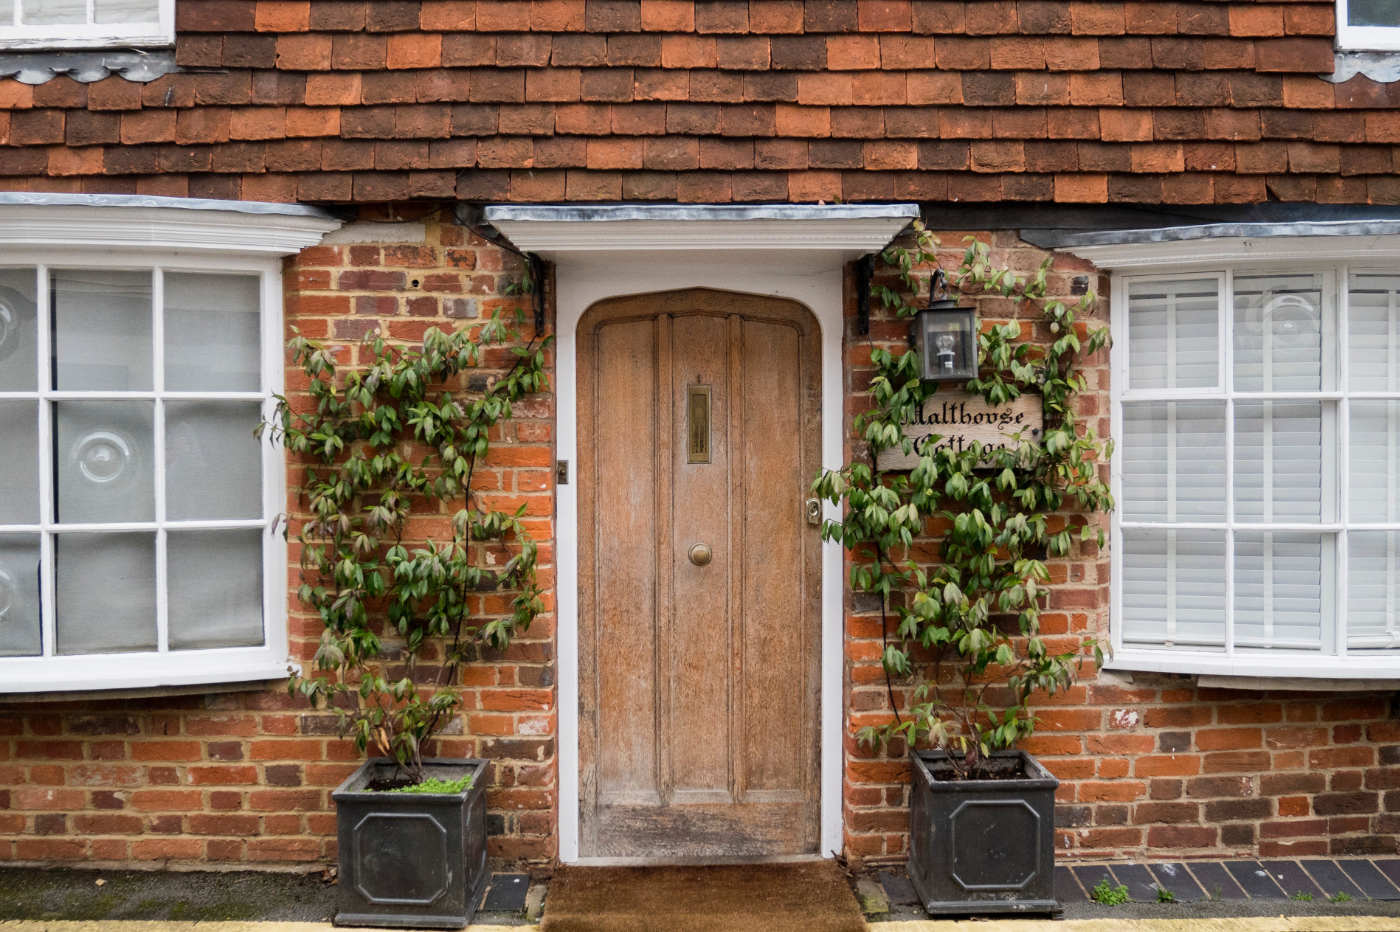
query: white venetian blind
[
  {"left": 1121, "top": 279, "right": 1228, "bottom": 650},
  {"left": 1347, "top": 272, "right": 1400, "bottom": 649}
]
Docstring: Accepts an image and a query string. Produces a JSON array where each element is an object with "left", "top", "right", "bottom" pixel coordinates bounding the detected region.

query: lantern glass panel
[{"left": 917, "top": 307, "right": 977, "bottom": 381}]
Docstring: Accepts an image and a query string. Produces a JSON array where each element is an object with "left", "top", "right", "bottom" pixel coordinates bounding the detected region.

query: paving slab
[
  {"left": 1054, "top": 865, "right": 1085, "bottom": 903},
  {"left": 1188, "top": 861, "right": 1247, "bottom": 900},
  {"left": 1378, "top": 859, "right": 1400, "bottom": 890},
  {"left": 879, "top": 870, "right": 920, "bottom": 907},
  {"left": 1302, "top": 859, "right": 1366, "bottom": 900},
  {"left": 1260, "top": 860, "right": 1325, "bottom": 901},
  {"left": 1223, "top": 861, "right": 1285, "bottom": 899},
  {"left": 1148, "top": 863, "right": 1206, "bottom": 903},
  {"left": 481, "top": 874, "right": 531, "bottom": 912},
  {"left": 1071, "top": 863, "right": 1116, "bottom": 900},
  {"left": 878, "top": 920, "right": 1400, "bottom": 931},
  {"left": 1110, "top": 864, "right": 1165, "bottom": 903},
  {"left": 1337, "top": 860, "right": 1400, "bottom": 900}
]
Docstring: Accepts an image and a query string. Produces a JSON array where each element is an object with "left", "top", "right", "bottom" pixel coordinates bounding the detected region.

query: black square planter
[
  {"left": 907, "top": 749, "right": 1060, "bottom": 917},
  {"left": 332, "top": 758, "right": 489, "bottom": 930}
]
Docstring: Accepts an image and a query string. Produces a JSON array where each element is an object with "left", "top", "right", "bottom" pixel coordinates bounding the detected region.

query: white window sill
[
  {"left": 0, "top": 651, "right": 298, "bottom": 695},
  {"left": 1106, "top": 650, "right": 1400, "bottom": 684}
]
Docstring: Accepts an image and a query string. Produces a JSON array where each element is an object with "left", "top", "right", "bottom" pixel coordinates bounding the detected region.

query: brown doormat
[{"left": 540, "top": 861, "right": 867, "bottom": 932}]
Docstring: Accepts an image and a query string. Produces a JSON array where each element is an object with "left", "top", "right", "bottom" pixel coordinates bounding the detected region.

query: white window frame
[
  {"left": 0, "top": 195, "right": 340, "bottom": 692},
  {"left": 1094, "top": 234, "right": 1400, "bottom": 679},
  {"left": 1336, "top": 0, "right": 1400, "bottom": 51},
  {"left": 0, "top": 0, "right": 173, "bottom": 50}
]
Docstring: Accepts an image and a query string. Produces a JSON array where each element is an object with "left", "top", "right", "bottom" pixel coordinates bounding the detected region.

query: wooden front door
[{"left": 578, "top": 288, "right": 822, "bottom": 860}]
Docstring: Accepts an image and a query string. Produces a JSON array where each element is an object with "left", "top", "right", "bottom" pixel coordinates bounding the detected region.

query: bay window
[
  {"left": 0, "top": 0, "right": 173, "bottom": 49},
  {"left": 1112, "top": 255, "right": 1400, "bottom": 678},
  {"left": 1337, "top": 0, "right": 1400, "bottom": 51},
  {"left": 0, "top": 194, "right": 339, "bottom": 692}
]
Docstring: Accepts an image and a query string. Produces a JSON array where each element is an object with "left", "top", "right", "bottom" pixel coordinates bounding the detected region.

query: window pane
[
  {"left": 1349, "top": 272, "right": 1400, "bottom": 392},
  {"left": 95, "top": 0, "right": 159, "bottom": 22},
  {"left": 164, "top": 273, "right": 261, "bottom": 392},
  {"left": 1348, "top": 0, "right": 1400, "bottom": 26},
  {"left": 1234, "top": 532, "right": 1326, "bottom": 650},
  {"left": 1127, "top": 279, "right": 1218, "bottom": 390},
  {"left": 1233, "top": 272, "right": 1324, "bottom": 392},
  {"left": 55, "top": 532, "right": 155, "bottom": 654},
  {"left": 165, "top": 401, "right": 262, "bottom": 520},
  {"left": 53, "top": 269, "right": 152, "bottom": 391},
  {"left": 168, "top": 529, "right": 264, "bottom": 650},
  {"left": 1122, "top": 401, "right": 1226, "bottom": 522},
  {"left": 0, "top": 535, "right": 41, "bottom": 658},
  {"left": 0, "top": 268, "right": 38, "bottom": 392},
  {"left": 1348, "top": 532, "right": 1400, "bottom": 649},
  {"left": 1122, "top": 529, "right": 1226, "bottom": 648},
  {"left": 0, "top": 402, "right": 39, "bottom": 525},
  {"left": 21, "top": 0, "right": 86, "bottom": 24},
  {"left": 1234, "top": 400, "right": 1323, "bottom": 524},
  {"left": 55, "top": 401, "right": 154, "bottom": 524},
  {"left": 1350, "top": 400, "right": 1400, "bottom": 524}
]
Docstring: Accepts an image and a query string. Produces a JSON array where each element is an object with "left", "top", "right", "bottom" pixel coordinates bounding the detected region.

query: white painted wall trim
[
  {"left": 1065, "top": 232, "right": 1400, "bottom": 270},
  {"left": 488, "top": 203, "right": 916, "bottom": 257},
  {"left": 544, "top": 251, "right": 868, "bottom": 864},
  {"left": 0, "top": 196, "right": 342, "bottom": 255},
  {"left": 491, "top": 203, "right": 915, "bottom": 864}
]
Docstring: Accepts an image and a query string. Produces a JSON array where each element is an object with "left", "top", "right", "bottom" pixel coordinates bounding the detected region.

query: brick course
[{"left": 1, "top": 0, "right": 1399, "bottom": 203}]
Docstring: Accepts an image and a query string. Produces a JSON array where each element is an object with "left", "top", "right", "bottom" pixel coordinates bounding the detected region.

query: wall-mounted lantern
[{"left": 914, "top": 270, "right": 977, "bottom": 382}]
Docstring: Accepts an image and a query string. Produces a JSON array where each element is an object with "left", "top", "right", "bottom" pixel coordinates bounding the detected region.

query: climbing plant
[
  {"left": 812, "top": 220, "right": 1113, "bottom": 777},
  {"left": 266, "top": 314, "right": 549, "bottom": 783}
]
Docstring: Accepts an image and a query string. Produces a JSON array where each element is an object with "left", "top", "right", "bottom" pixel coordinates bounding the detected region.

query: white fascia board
[
  {"left": 485, "top": 203, "right": 919, "bottom": 260},
  {"left": 0, "top": 198, "right": 342, "bottom": 255},
  {"left": 1066, "top": 233, "right": 1400, "bottom": 270}
]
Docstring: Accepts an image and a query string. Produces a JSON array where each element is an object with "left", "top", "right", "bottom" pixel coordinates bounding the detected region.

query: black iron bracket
[{"left": 856, "top": 253, "right": 875, "bottom": 336}]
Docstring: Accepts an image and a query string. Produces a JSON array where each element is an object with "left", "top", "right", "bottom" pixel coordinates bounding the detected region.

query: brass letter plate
[{"left": 687, "top": 384, "right": 711, "bottom": 464}]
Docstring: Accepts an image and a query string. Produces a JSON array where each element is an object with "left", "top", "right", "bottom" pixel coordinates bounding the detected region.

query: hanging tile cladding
[{"left": 0, "top": 0, "right": 1397, "bottom": 204}]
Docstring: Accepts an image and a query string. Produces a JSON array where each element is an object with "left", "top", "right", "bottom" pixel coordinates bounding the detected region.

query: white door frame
[{"left": 485, "top": 205, "right": 918, "bottom": 863}]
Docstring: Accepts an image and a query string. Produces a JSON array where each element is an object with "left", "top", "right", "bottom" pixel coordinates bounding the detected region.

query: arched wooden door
[{"left": 577, "top": 288, "right": 822, "bottom": 859}]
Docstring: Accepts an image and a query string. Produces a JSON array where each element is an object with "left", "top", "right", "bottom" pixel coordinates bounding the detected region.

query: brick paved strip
[
  {"left": 1224, "top": 861, "right": 1287, "bottom": 899},
  {"left": 1301, "top": 860, "right": 1366, "bottom": 900},
  {"left": 1261, "top": 860, "right": 1326, "bottom": 900},
  {"left": 1337, "top": 860, "right": 1400, "bottom": 900},
  {"left": 1147, "top": 863, "right": 1207, "bottom": 903}
]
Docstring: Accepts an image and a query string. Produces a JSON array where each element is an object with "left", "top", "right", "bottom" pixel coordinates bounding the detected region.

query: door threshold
[{"left": 567, "top": 853, "right": 829, "bottom": 868}]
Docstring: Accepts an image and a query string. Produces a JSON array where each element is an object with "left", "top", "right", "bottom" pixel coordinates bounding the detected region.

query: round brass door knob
[{"left": 688, "top": 543, "right": 713, "bottom": 566}]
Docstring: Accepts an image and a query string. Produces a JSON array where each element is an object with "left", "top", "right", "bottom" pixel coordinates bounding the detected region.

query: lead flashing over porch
[
  {"left": 1039, "top": 218, "right": 1400, "bottom": 269},
  {"left": 483, "top": 203, "right": 919, "bottom": 259}
]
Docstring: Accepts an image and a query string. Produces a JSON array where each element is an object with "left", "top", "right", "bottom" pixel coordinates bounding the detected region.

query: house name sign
[{"left": 876, "top": 394, "right": 1043, "bottom": 471}]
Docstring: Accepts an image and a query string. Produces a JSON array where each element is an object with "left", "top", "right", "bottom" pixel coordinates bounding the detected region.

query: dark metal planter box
[
  {"left": 908, "top": 749, "right": 1060, "bottom": 917},
  {"left": 332, "top": 758, "right": 489, "bottom": 930}
]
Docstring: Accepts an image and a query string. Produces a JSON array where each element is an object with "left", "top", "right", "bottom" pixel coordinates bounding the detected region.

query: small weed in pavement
[
  {"left": 1154, "top": 887, "right": 1175, "bottom": 903},
  {"left": 1292, "top": 891, "right": 1314, "bottom": 901},
  {"left": 1330, "top": 891, "right": 1354, "bottom": 903},
  {"left": 1090, "top": 879, "right": 1130, "bottom": 905}
]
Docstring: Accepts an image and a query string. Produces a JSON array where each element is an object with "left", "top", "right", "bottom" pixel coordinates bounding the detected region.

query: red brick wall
[
  {"left": 3, "top": 217, "right": 1398, "bottom": 870},
  {"left": 0, "top": 0, "right": 1398, "bottom": 203},
  {"left": 839, "top": 230, "right": 1400, "bottom": 866},
  {"left": 0, "top": 212, "right": 560, "bottom": 869}
]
